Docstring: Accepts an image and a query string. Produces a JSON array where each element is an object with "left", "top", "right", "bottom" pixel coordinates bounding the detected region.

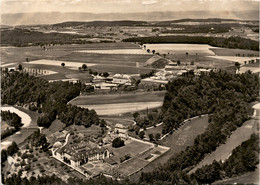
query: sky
[{"left": 1, "top": 0, "right": 259, "bottom": 14}]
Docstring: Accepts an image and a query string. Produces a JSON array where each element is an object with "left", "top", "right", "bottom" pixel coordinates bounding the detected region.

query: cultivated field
[
  {"left": 28, "top": 59, "right": 96, "bottom": 69},
  {"left": 69, "top": 91, "right": 165, "bottom": 115},
  {"left": 166, "top": 54, "right": 234, "bottom": 68},
  {"left": 77, "top": 49, "right": 149, "bottom": 55},
  {"left": 210, "top": 48, "right": 259, "bottom": 56},
  {"left": 145, "top": 44, "right": 216, "bottom": 55},
  {"left": 56, "top": 52, "right": 152, "bottom": 67},
  {"left": 207, "top": 56, "right": 260, "bottom": 64},
  {"left": 70, "top": 91, "right": 165, "bottom": 105}
]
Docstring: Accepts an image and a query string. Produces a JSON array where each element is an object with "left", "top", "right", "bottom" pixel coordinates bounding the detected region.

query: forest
[
  {"left": 1, "top": 71, "right": 100, "bottom": 128},
  {"left": 192, "top": 133, "right": 259, "bottom": 184},
  {"left": 123, "top": 36, "right": 259, "bottom": 51},
  {"left": 139, "top": 70, "right": 259, "bottom": 184},
  {"left": 1, "top": 29, "right": 94, "bottom": 47},
  {"left": 1, "top": 111, "right": 22, "bottom": 139}
]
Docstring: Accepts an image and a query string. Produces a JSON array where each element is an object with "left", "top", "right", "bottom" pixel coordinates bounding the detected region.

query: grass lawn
[{"left": 106, "top": 139, "right": 152, "bottom": 164}]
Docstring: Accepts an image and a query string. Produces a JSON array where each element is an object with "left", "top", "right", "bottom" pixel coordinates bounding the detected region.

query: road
[{"left": 1, "top": 105, "right": 40, "bottom": 150}]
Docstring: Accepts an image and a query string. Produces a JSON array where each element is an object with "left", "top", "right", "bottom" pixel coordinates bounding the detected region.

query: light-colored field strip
[
  {"left": 207, "top": 56, "right": 260, "bottom": 64},
  {"left": 145, "top": 44, "right": 216, "bottom": 55},
  {"left": 76, "top": 49, "right": 149, "bottom": 55},
  {"left": 77, "top": 102, "right": 163, "bottom": 115},
  {"left": 239, "top": 67, "right": 260, "bottom": 74},
  {"left": 27, "top": 59, "right": 97, "bottom": 70},
  {"left": 1, "top": 63, "right": 17, "bottom": 67}
]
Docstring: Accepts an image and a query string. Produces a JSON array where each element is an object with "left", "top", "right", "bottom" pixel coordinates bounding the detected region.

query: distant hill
[
  {"left": 52, "top": 20, "right": 147, "bottom": 27},
  {"left": 1, "top": 10, "right": 259, "bottom": 26},
  {"left": 52, "top": 18, "right": 258, "bottom": 28},
  {"left": 155, "top": 18, "right": 259, "bottom": 25}
]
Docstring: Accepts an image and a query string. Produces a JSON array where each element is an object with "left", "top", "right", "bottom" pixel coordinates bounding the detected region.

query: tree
[
  {"left": 152, "top": 50, "right": 155, "bottom": 54},
  {"left": 82, "top": 64, "right": 88, "bottom": 71},
  {"left": 133, "top": 112, "right": 140, "bottom": 120},
  {"left": 93, "top": 71, "right": 98, "bottom": 76},
  {"left": 102, "top": 72, "right": 109, "bottom": 78},
  {"left": 155, "top": 133, "right": 161, "bottom": 140},
  {"left": 149, "top": 133, "right": 154, "bottom": 141},
  {"left": 61, "top": 63, "right": 65, "bottom": 68},
  {"left": 190, "top": 61, "right": 194, "bottom": 65},
  {"left": 235, "top": 62, "right": 240, "bottom": 70},
  {"left": 18, "top": 64, "right": 23, "bottom": 71},
  {"left": 78, "top": 67, "right": 81, "bottom": 71},
  {"left": 112, "top": 137, "right": 124, "bottom": 148},
  {"left": 100, "top": 119, "right": 106, "bottom": 127},
  {"left": 147, "top": 49, "right": 150, "bottom": 53},
  {"left": 177, "top": 61, "right": 181, "bottom": 65},
  {"left": 26, "top": 58, "right": 29, "bottom": 62},
  {"left": 139, "top": 131, "right": 145, "bottom": 139}
]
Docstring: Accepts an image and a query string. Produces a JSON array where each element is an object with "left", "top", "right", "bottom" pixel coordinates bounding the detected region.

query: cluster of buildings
[
  {"left": 90, "top": 74, "right": 132, "bottom": 90},
  {"left": 54, "top": 142, "right": 111, "bottom": 167}
]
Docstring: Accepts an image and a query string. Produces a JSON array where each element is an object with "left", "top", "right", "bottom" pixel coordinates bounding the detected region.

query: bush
[{"left": 112, "top": 137, "right": 125, "bottom": 148}]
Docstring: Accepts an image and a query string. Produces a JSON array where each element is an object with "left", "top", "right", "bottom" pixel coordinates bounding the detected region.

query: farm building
[
  {"left": 112, "top": 74, "right": 131, "bottom": 85},
  {"left": 54, "top": 143, "right": 111, "bottom": 167}
]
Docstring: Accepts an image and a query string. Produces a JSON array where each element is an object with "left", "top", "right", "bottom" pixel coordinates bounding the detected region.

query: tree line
[
  {"left": 192, "top": 133, "right": 259, "bottom": 184},
  {"left": 1, "top": 71, "right": 100, "bottom": 128},
  {"left": 123, "top": 36, "right": 259, "bottom": 51}
]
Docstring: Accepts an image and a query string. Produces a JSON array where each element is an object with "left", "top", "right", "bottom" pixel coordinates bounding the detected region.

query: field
[
  {"left": 145, "top": 44, "right": 216, "bottom": 55},
  {"left": 70, "top": 91, "right": 165, "bottom": 105},
  {"left": 69, "top": 91, "right": 165, "bottom": 115},
  {"left": 129, "top": 115, "right": 209, "bottom": 181},
  {"left": 207, "top": 56, "right": 260, "bottom": 65},
  {"left": 210, "top": 48, "right": 259, "bottom": 56},
  {"left": 166, "top": 54, "right": 234, "bottom": 68},
  {"left": 77, "top": 49, "right": 149, "bottom": 55},
  {"left": 106, "top": 138, "right": 169, "bottom": 177}
]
